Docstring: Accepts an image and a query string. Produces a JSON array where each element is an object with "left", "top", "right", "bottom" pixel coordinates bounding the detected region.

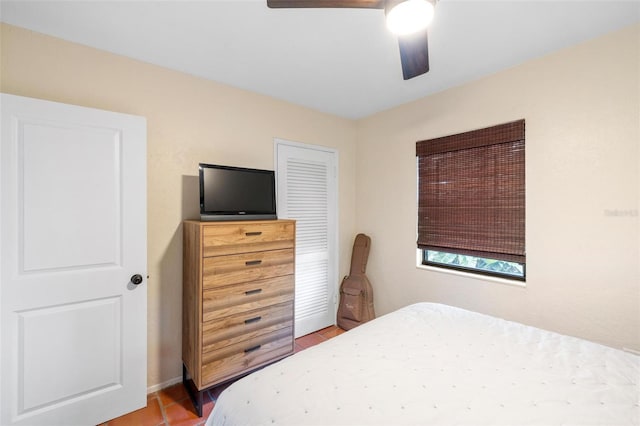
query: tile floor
[{"left": 100, "top": 325, "right": 345, "bottom": 426}]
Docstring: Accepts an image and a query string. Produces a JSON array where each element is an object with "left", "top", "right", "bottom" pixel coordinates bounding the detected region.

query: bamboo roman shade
[{"left": 416, "top": 119, "right": 525, "bottom": 264}]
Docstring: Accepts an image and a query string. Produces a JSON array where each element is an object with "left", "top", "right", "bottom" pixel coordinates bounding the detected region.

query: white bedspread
[{"left": 208, "top": 303, "right": 639, "bottom": 425}]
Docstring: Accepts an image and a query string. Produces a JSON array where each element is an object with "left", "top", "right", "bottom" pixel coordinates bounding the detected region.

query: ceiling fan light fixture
[{"left": 385, "top": 0, "right": 434, "bottom": 36}]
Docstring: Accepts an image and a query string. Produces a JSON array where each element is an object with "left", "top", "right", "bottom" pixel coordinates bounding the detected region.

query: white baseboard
[{"left": 147, "top": 375, "right": 182, "bottom": 394}]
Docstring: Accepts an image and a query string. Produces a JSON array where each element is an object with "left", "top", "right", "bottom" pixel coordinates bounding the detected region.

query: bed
[{"left": 207, "top": 303, "right": 639, "bottom": 425}]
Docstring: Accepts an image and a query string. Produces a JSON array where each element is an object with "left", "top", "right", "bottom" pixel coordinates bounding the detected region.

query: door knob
[{"left": 131, "top": 274, "right": 143, "bottom": 285}]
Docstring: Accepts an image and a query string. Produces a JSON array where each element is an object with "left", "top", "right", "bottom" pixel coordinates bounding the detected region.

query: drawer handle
[
  {"left": 245, "top": 260, "right": 262, "bottom": 266},
  {"left": 244, "top": 345, "right": 261, "bottom": 354},
  {"left": 245, "top": 231, "right": 262, "bottom": 236},
  {"left": 244, "top": 316, "right": 262, "bottom": 324},
  {"left": 245, "top": 288, "right": 262, "bottom": 296}
]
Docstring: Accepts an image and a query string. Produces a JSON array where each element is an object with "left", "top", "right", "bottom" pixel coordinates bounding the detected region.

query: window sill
[{"left": 416, "top": 251, "right": 526, "bottom": 288}]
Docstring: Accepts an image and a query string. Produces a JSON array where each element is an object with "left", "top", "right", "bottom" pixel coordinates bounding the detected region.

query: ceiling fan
[{"left": 266, "top": 0, "right": 436, "bottom": 80}]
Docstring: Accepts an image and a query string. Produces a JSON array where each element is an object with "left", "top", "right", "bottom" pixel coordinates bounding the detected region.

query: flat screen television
[{"left": 199, "top": 163, "right": 277, "bottom": 221}]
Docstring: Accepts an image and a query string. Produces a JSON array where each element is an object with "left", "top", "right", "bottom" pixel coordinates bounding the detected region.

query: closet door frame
[{"left": 274, "top": 138, "right": 338, "bottom": 337}]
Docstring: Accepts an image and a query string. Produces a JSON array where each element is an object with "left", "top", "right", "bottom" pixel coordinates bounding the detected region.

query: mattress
[{"left": 207, "top": 303, "right": 639, "bottom": 425}]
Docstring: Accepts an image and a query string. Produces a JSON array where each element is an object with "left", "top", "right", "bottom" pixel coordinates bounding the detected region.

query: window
[{"left": 416, "top": 120, "right": 525, "bottom": 280}]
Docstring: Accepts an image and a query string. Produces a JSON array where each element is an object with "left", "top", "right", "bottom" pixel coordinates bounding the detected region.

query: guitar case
[{"left": 337, "top": 233, "right": 375, "bottom": 330}]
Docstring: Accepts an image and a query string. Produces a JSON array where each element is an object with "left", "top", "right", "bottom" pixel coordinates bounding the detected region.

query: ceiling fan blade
[
  {"left": 398, "top": 29, "right": 430, "bottom": 80},
  {"left": 267, "top": 0, "right": 384, "bottom": 8}
]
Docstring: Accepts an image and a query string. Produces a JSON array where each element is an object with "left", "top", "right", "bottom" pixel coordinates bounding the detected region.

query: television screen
[{"left": 199, "top": 163, "right": 276, "bottom": 221}]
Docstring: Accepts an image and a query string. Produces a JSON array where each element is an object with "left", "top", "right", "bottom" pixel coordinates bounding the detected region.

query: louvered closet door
[{"left": 275, "top": 140, "right": 338, "bottom": 338}]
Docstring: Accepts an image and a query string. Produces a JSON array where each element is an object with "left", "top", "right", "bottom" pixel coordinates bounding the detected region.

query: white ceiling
[{"left": 1, "top": 0, "right": 638, "bottom": 119}]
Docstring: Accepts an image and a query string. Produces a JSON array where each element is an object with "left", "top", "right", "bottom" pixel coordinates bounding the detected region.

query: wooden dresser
[{"left": 182, "top": 219, "right": 296, "bottom": 415}]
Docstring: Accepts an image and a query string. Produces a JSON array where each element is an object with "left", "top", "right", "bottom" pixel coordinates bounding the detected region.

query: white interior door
[
  {"left": 275, "top": 139, "right": 338, "bottom": 338},
  {"left": 0, "top": 94, "right": 147, "bottom": 426}
]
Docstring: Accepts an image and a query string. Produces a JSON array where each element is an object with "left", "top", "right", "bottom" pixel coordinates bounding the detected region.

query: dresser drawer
[
  {"left": 201, "top": 328, "right": 293, "bottom": 386},
  {"left": 202, "top": 275, "right": 294, "bottom": 322},
  {"left": 202, "top": 302, "right": 294, "bottom": 353},
  {"left": 203, "top": 221, "right": 295, "bottom": 257},
  {"left": 203, "top": 248, "right": 294, "bottom": 289}
]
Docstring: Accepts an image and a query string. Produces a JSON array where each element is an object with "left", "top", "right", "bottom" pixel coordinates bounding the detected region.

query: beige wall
[
  {"left": 0, "top": 23, "right": 358, "bottom": 389},
  {"left": 356, "top": 24, "right": 640, "bottom": 351}
]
